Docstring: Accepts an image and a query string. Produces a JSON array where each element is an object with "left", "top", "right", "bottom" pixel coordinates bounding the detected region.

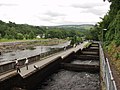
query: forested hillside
[
  {"left": 0, "top": 20, "right": 93, "bottom": 42},
  {"left": 99, "top": 0, "right": 120, "bottom": 60},
  {"left": 0, "top": 20, "right": 45, "bottom": 40},
  {"left": 99, "top": 0, "right": 120, "bottom": 46}
]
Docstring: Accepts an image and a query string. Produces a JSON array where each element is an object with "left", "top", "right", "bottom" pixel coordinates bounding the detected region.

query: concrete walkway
[{"left": 0, "top": 42, "right": 88, "bottom": 80}]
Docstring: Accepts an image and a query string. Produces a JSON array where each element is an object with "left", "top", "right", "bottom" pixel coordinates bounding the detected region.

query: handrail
[{"left": 100, "top": 44, "right": 117, "bottom": 90}]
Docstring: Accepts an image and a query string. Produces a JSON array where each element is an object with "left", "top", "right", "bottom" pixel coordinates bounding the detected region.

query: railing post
[{"left": 99, "top": 43, "right": 117, "bottom": 90}]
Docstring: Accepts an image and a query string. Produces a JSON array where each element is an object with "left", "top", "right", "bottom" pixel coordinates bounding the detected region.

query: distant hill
[
  {"left": 58, "top": 24, "right": 94, "bottom": 27},
  {"left": 47, "top": 24, "right": 94, "bottom": 30}
]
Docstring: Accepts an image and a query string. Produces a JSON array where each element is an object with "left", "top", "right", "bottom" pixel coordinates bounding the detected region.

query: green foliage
[
  {"left": 76, "top": 37, "right": 82, "bottom": 43},
  {"left": 17, "top": 33, "right": 24, "bottom": 40},
  {"left": 45, "top": 26, "right": 84, "bottom": 39},
  {"left": 70, "top": 36, "right": 77, "bottom": 46},
  {"left": 70, "top": 36, "right": 82, "bottom": 46},
  {"left": 107, "top": 10, "right": 120, "bottom": 46},
  {"left": 4, "top": 34, "right": 9, "bottom": 39},
  {"left": 114, "top": 39, "right": 120, "bottom": 47},
  {"left": 29, "top": 31, "right": 35, "bottom": 39},
  {"left": 0, "top": 21, "right": 44, "bottom": 40},
  {"left": 0, "top": 34, "right": 2, "bottom": 39},
  {"left": 0, "top": 20, "right": 93, "bottom": 41},
  {"left": 93, "top": 0, "right": 120, "bottom": 47},
  {"left": 114, "top": 52, "right": 120, "bottom": 60},
  {"left": 85, "top": 25, "right": 99, "bottom": 41},
  {"left": 114, "top": 10, "right": 120, "bottom": 46},
  {"left": 24, "top": 34, "right": 29, "bottom": 39},
  {"left": 84, "top": 42, "right": 92, "bottom": 48},
  {"left": 105, "top": 29, "right": 114, "bottom": 41}
]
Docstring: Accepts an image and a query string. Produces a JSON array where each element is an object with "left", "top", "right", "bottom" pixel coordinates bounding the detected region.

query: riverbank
[{"left": 0, "top": 39, "right": 67, "bottom": 54}]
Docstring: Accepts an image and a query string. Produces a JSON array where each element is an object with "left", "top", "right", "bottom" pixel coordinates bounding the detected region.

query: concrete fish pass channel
[
  {"left": 0, "top": 42, "right": 100, "bottom": 90},
  {"left": 36, "top": 43, "right": 100, "bottom": 90}
]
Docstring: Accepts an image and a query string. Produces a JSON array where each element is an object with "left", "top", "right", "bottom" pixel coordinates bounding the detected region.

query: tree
[
  {"left": 29, "top": 31, "right": 35, "bottom": 39},
  {"left": 70, "top": 35, "right": 77, "bottom": 46},
  {"left": 0, "top": 33, "right": 2, "bottom": 39},
  {"left": 96, "top": 0, "right": 120, "bottom": 46},
  {"left": 4, "top": 34, "right": 9, "bottom": 39},
  {"left": 17, "top": 33, "right": 24, "bottom": 40},
  {"left": 110, "top": 10, "right": 120, "bottom": 46},
  {"left": 0, "top": 21, "right": 7, "bottom": 38}
]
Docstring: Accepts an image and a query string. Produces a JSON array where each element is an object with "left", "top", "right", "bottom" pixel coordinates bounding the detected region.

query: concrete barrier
[
  {"left": 0, "top": 47, "right": 65, "bottom": 75},
  {"left": 23, "top": 56, "right": 62, "bottom": 90},
  {"left": 61, "top": 63, "right": 99, "bottom": 73},
  {"left": 0, "top": 73, "right": 23, "bottom": 90},
  {"left": 0, "top": 56, "right": 62, "bottom": 90}
]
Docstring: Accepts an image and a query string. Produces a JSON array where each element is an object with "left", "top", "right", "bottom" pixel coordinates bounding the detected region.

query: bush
[
  {"left": 16, "top": 33, "right": 24, "bottom": 40},
  {"left": 114, "top": 52, "right": 120, "bottom": 60},
  {"left": 115, "top": 39, "right": 120, "bottom": 47}
]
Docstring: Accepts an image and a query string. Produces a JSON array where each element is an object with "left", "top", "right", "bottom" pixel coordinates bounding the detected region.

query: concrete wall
[
  {"left": 0, "top": 73, "right": 23, "bottom": 90},
  {"left": 61, "top": 43, "right": 100, "bottom": 73},
  {"left": 24, "top": 57, "right": 62, "bottom": 90},
  {"left": 61, "top": 63, "right": 99, "bottom": 72},
  {"left": 61, "top": 51, "right": 75, "bottom": 63},
  {"left": 0, "top": 48, "right": 64, "bottom": 75},
  {"left": 0, "top": 56, "right": 62, "bottom": 90}
]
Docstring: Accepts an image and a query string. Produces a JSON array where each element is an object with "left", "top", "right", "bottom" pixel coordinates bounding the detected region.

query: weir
[{"left": 0, "top": 42, "right": 101, "bottom": 90}]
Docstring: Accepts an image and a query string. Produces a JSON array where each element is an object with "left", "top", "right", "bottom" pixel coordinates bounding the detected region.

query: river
[{"left": 0, "top": 41, "right": 70, "bottom": 63}]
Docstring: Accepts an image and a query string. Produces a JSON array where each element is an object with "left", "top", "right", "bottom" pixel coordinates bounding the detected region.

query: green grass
[
  {"left": 0, "top": 39, "right": 18, "bottom": 42},
  {"left": 0, "top": 38, "right": 41, "bottom": 42},
  {"left": 84, "top": 42, "right": 92, "bottom": 48}
]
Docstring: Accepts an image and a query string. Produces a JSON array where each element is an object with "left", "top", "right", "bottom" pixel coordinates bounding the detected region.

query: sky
[{"left": 0, "top": 0, "right": 110, "bottom": 26}]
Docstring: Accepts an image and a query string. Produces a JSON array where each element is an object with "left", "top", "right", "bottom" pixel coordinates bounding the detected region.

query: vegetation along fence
[{"left": 100, "top": 44, "right": 117, "bottom": 90}]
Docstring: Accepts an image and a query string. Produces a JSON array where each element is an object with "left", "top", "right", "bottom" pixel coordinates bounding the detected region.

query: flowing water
[
  {"left": 71, "top": 60, "right": 99, "bottom": 65},
  {"left": 36, "top": 69, "right": 100, "bottom": 90},
  {"left": 0, "top": 46, "right": 50, "bottom": 62},
  {"left": 0, "top": 41, "right": 70, "bottom": 63}
]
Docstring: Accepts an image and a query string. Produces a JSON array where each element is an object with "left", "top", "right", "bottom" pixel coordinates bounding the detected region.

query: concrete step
[
  {"left": 61, "top": 63, "right": 99, "bottom": 73},
  {"left": 74, "top": 55, "right": 99, "bottom": 60}
]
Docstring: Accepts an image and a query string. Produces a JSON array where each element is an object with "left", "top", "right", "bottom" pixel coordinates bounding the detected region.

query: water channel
[
  {"left": 35, "top": 42, "right": 100, "bottom": 90},
  {"left": 0, "top": 41, "right": 70, "bottom": 63},
  {"left": 71, "top": 60, "right": 99, "bottom": 66},
  {"left": 36, "top": 69, "right": 99, "bottom": 90}
]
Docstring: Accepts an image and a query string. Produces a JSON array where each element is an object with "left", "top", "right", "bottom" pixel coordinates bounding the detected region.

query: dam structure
[{"left": 0, "top": 41, "right": 117, "bottom": 90}]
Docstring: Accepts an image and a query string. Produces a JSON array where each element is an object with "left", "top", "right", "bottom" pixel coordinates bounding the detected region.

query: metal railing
[{"left": 100, "top": 44, "right": 117, "bottom": 90}]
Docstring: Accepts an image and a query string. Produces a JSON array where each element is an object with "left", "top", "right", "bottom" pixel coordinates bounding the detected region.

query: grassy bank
[
  {"left": 0, "top": 38, "right": 42, "bottom": 42},
  {"left": 105, "top": 42, "right": 120, "bottom": 75},
  {"left": 0, "top": 38, "right": 67, "bottom": 45}
]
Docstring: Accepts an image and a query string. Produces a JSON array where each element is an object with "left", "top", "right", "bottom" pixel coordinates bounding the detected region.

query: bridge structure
[{"left": 0, "top": 41, "right": 117, "bottom": 90}]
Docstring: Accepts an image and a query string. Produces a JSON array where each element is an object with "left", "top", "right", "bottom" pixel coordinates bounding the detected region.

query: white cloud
[{"left": 0, "top": 0, "right": 110, "bottom": 26}]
